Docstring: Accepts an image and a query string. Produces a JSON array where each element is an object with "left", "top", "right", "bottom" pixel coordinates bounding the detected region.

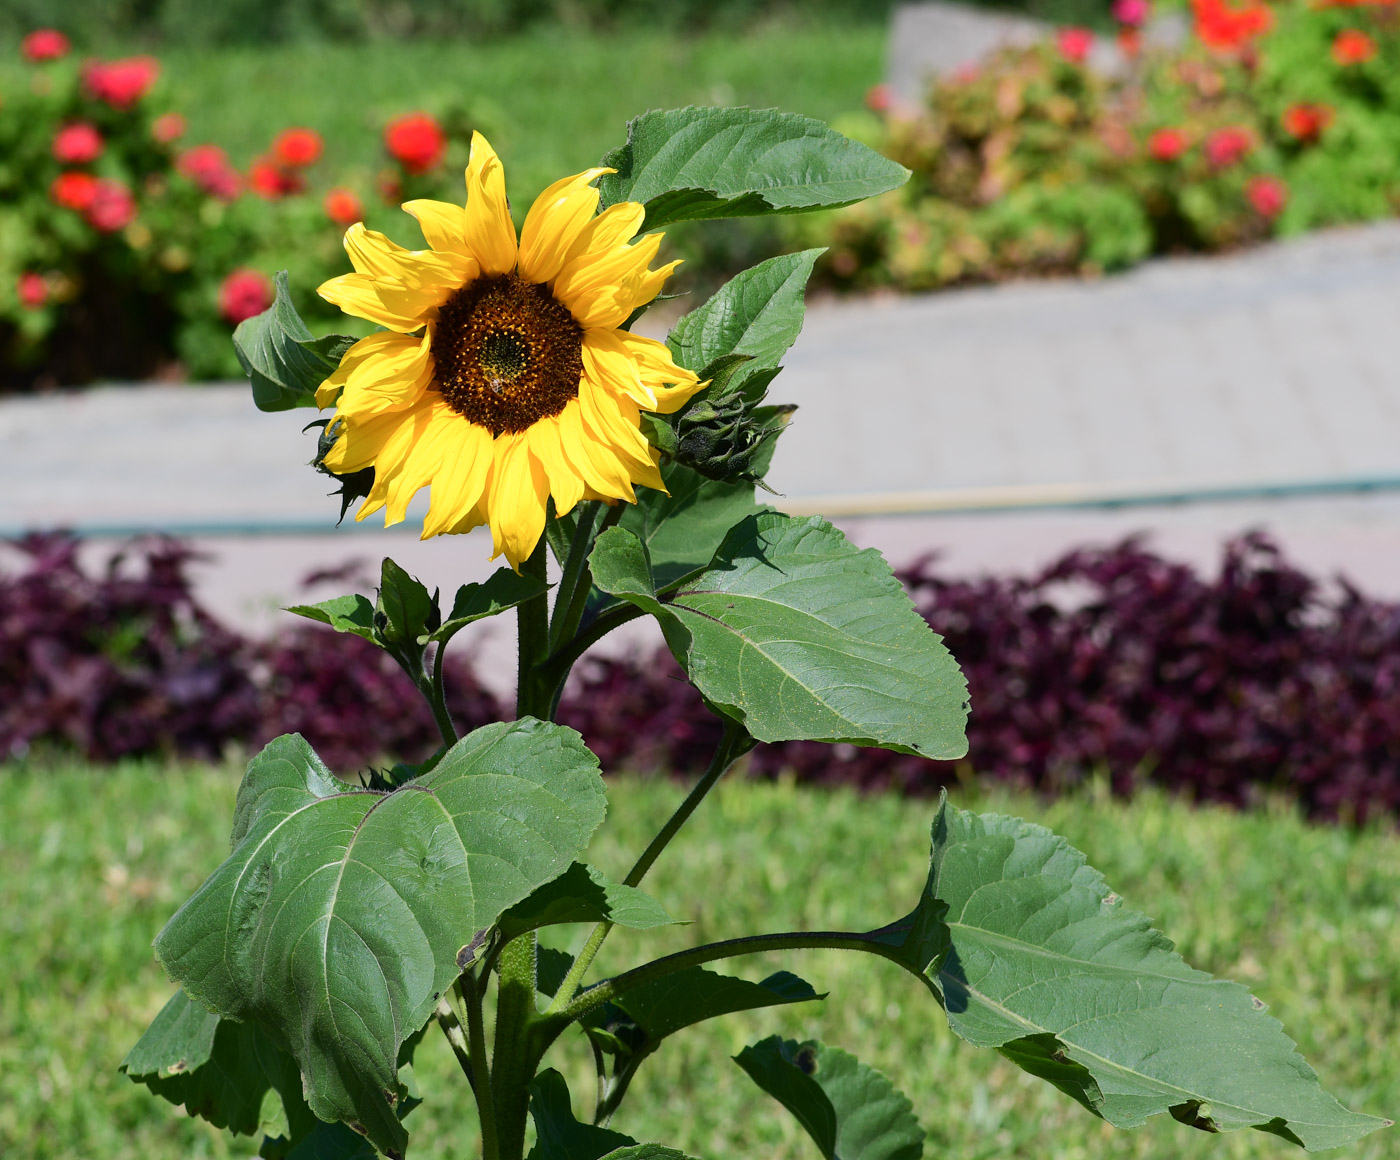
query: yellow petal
[
  {"left": 379, "top": 400, "right": 460, "bottom": 524},
  {"left": 402, "top": 199, "right": 470, "bottom": 257},
  {"left": 561, "top": 201, "right": 644, "bottom": 268},
  {"left": 319, "top": 271, "right": 454, "bottom": 333},
  {"left": 463, "top": 132, "right": 518, "bottom": 276},
  {"left": 322, "top": 331, "right": 433, "bottom": 417},
  {"left": 558, "top": 399, "right": 635, "bottom": 501},
  {"left": 624, "top": 257, "right": 682, "bottom": 317},
  {"left": 582, "top": 329, "right": 656, "bottom": 408},
  {"left": 580, "top": 344, "right": 662, "bottom": 470},
  {"left": 488, "top": 432, "right": 549, "bottom": 568},
  {"left": 423, "top": 419, "right": 493, "bottom": 539},
  {"left": 617, "top": 330, "right": 705, "bottom": 414},
  {"left": 353, "top": 405, "right": 432, "bottom": 524},
  {"left": 555, "top": 232, "right": 665, "bottom": 330},
  {"left": 342, "top": 222, "right": 468, "bottom": 287},
  {"left": 321, "top": 406, "right": 410, "bottom": 474},
  {"left": 517, "top": 167, "right": 611, "bottom": 286},
  {"left": 526, "top": 414, "right": 584, "bottom": 516}
]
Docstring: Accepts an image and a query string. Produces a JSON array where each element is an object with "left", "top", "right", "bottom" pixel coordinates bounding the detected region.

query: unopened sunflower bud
[
  {"left": 306, "top": 417, "right": 375, "bottom": 523},
  {"left": 645, "top": 353, "right": 796, "bottom": 486}
]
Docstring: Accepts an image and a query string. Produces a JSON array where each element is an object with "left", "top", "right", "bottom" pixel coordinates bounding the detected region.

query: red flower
[
  {"left": 249, "top": 158, "right": 302, "bottom": 199},
  {"left": 50, "top": 171, "right": 99, "bottom": 211},
  {"left": 52, "top": 122, "right": 104, "bottom": 165},
  {"left": 82, "top": 56, "right": 160, "bottom": 109},
  {"left": 1204, "top": 125, "right": 1255, "bottom": 168},
  {"left": 86, "top": 179, "right": 136, "bottom": 232},
  {"left": 1332, "top": 29, "right": 1378, "bottom": 65},
  {"left": 1056, "top": 27, "right": 1095, "bottom": 64},
  {"left": 21, "top": 29, "right": 69, "bottom": 63},
  {"left": 17, "top": 272, "right": 48, "bottom": 310},
  {"left": 1113, "top": 0, "right": 1151, "bottom": 26},
  {"left": 1281, "top": 103, "right": 1333, "bottom": 143},
  {"left": 152, "top": 113, "right": 186, "bottom": 144},
  {"left": 1247, "top": 174, "right": 1288, "bottom": 218},
  {"left": 1118, "top": 27, "right": 1143, "bottom": 57},
  {"left": 323, "top": 187, "right": 364, "bottom": 227},
  {"left": 383, "top": 112, "right": 447, "bottom": 174},
  {"left": 272, "top": 127, "right": 323, "bottom": 168},
  {"left": 865, "top": 84, "right": 893, "bottom": 113},
  {"left": 1148, "top": 127, "right": 1190, "bottom": 161},
  {"left": 219, "top": 269, "right": 273, "bottom": 325},
  {"left": 178, "top": 144, "right": 242, "bottom": 200},
  {"left": 1191, "top": 0, "right": 1272, "bottom": 51}
]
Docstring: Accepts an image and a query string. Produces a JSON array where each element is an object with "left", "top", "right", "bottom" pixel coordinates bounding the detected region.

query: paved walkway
[{"left": 6, "top": 221, "right": 1400, "bottom": 688}]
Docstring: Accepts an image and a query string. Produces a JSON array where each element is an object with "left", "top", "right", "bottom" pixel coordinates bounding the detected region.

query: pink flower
[
  {"left": 1148, "top": 127, "right": 1189, "bottom": 161},
  {"left": 82, "top": 56, "right": 160, "bottom": 109},
  {"left": 383, "top": 112, "right": 447, "bottom": 174},
  {"left": 219, "top": 269, "right": 273, "bottom": 325},
  {"left": 52, "top": 122, "right": 104, "bottom": 165},
  {"left": 85, "top": 179, "right": 136, "bottom": 232},
  {"left": 152, "top": 113, "right": 186, "bottom": 144},
  {"left": 178, "top": 144, "right": 241, "bottom": 200},
  {"left": 323, "top": 188, "right": 364, "bottom": 227},
  {"left": 1247, "top": 174, "right": 1288, "bottom": 218},
  {"left": 21, "top": 29, "right": 69, "bottom": 63},
  {"left": 1204, "top": 125, "right": 1254, "bottom": 168},
  {"left": 1113, "top": 0, "right": 1151, "bottom": 26},
  {"left": 1057, "top": 27, "right": 1095, "bottom": 64},
  {"left": 272, "top": 127, "right": 323, "bottom": 168},
  {"left": 17, "top": 272, "right": 48, "bottom": 310},
  {"left": 50, "top": 171, "right": 99, "bottom": 211}
]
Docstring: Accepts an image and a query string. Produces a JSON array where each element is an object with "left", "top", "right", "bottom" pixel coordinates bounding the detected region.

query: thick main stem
[
  {"left": 491, "top": 935, "right": 538, "bottom": 1160},
  {"left": 516, "top": 538, "right": 552, "bottom": 720},
  {"left": 459, "top": 971, "right": 498, "bottom": 1160}
]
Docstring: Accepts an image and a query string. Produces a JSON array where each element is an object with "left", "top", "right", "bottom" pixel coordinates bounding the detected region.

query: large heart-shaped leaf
[
  {"left": 236, "top": 270, "right": 354, "bottom": 412},
  {"left": 155, "top": 723, "right": 607, "bottom": 1156},
  {"left": 735, "top": 1036, "right": 925, "bottom": 1160},
  {"left": 591, "top": 513, "right": 969, "bottom": 757},
  {"left": 880, "top": 798, "right": 1389, "bottom": 1151},
  {"left": 597, "top": 107, "right": 909, "bottom": 230}
]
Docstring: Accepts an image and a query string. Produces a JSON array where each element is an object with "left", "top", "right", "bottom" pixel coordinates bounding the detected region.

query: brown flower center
[{"left": 431, "top": 273, "right": 583, "bottom": 435}]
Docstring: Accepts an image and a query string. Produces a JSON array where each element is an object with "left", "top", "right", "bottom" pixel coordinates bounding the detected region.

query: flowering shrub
[
  {"left": 803, "top": 0, "right": 1400, "bottom": 291},
  {"left": 0, "top": 36, "right": 474, "bottom": 388}
]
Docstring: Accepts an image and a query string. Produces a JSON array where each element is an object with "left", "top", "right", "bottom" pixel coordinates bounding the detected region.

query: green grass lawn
[{"left": 2, "top": 758, "right": 1395, "bottom": 1160}]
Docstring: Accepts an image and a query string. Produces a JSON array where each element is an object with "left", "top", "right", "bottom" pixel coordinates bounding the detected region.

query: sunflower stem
[
  {"left": 459, "top": 971, "right": 499, "bottom": 1160},
  {"left": 549, "top": 501, "right": 601, "bottom": 652},
  {"left": 544, "top": 502, "right": 627, "bottom": 716},
  {"left": 491, "top": 934, "right": 538, "bottom": 1160},
  {"left": 516, "top": 537, "right": 552, "bottom": 721}
]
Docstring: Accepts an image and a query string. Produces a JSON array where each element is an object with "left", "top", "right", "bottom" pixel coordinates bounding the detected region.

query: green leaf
[
  {"left": 428, "top": 568, "right": 549, "bottom": 645},
  {"left": 667, "top": 249, "right": 823, "bottom": 377},
  {"left": 235, "top": 271, "right": 355, "bottom": 413},
  {"left": 598, "top": 1148, "right": 698, "bottom": 1159},
  {"left": 735, "top": 1036, "right": 924, "bottom": 1160},
  {"left": 377, "top": 557, "right": 437, "bottom": 647},
  {"left": 285, "top": 1123, "right": 379, "bottom": 1160},
  {"left": 597, "top": 108, "right": 909, "bottom": 231},
  {"left": 591, "top": 514, "right": 969, "bottom": 758},
  {"left": 596, "top": 968, "right": 822, "bottom": 1048},
  {"left": 283, "top": 593, "right": 376, "bottom": 641},
  {"left": 121, "top": 988, "right": 314, "bottom": 1138},
  {"left": 881, "top": 798, "right": 1390, "bottom": 1151},
  {"left": 154, "top": 723, "right": 608, "bottom": 1157},
  {"left": 527, "top": 1069, "right": 636, "bottom": 1160},
  {"left": 619, "top": 459, "right": 771, "bottom": 590},
  {"left": 497, "top": 862, "right": 679, "bottom": 941}
]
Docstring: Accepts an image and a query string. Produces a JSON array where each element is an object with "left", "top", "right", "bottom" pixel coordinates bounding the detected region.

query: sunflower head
[{"left": 315, "top": 132, "right": 704, "bottom": 568}]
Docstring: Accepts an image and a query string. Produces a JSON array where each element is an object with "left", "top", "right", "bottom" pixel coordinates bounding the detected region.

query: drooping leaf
[
  {"left": 667, "top": 249, "right": 823, "bottom": 377},
  {"left": 497, "top": 862, "right": 679, "bottom": 941},
  {"left": 377, "top": 557, "right": 437, "bottom": 647},
  {"left": 619, "top": 460, "right": 771, "bottom": 590},
  {"left": 527, "top": 1069, "right": 637, "bottom": 1160},
  {"left": 735, "top": 1036, "right": 925, "bottom": 1160},
  {"left": 597, "top": 108, "right": 909, "bottom": 231},
  {"left": 536, "top": 946, "right": 576, "bottom": 999},
  {"left": 121, "top": 988, "right": 314, "bottom": 1138},
  {"left": 283, "top": 593, "right": 376, "bottom": 640},
  {"left": 590, "top": 514, "right": 969, "bottom": 758},
  {"left": 596, "top": 968, "right": 822, "bottom": 1048},
  {"left": 428, "top": 568, "right": 549, "bottom": 645},
  {"left": 879, "top": 798, "right": 1390, "bottom": 1151},
  {"left": 284, "top": 1122, "right": 380, "bottom": 1160},
  {"left": 235, "top": 271, "right": 355, "bottom": 412},
  {"left": 155, "top": 723, "right": 608, "bottom": 1157}
]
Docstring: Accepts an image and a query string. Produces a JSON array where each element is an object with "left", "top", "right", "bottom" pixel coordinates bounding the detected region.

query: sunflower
[{"left": 315, "top": 132, "right": 703, "bottom": 567}]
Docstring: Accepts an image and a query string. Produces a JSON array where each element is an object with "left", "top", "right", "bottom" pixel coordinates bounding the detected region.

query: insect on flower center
[{"left": 431, "top": 273, "right": 583, "bottom": 435}]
